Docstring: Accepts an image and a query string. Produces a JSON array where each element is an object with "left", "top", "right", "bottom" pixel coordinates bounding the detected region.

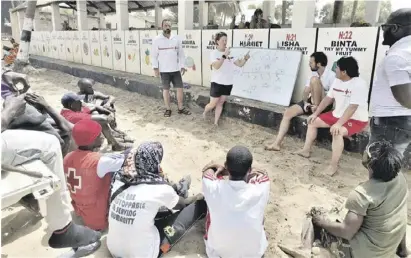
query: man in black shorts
[
  {"left": 265, "top": 52, "right": 335, "bottom": 151},
  {"left": 151, "top": 19, "right": 191, "bottom": 117}
]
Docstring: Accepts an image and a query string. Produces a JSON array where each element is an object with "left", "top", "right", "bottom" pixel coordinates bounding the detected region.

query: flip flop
[
  {"left": 178, "top": 107, "right": 191, "bottom": 115},
  {"left": 164, "top": 109, "right": 172, "bottom": 117}
]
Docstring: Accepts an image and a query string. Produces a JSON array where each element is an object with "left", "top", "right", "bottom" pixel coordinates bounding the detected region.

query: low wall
[{"left": 30, "top": 55, "right": 373, "bottom": 155}]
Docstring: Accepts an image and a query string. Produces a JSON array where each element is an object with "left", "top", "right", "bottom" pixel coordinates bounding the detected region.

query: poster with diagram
[
  {"left": 57, "top": 31, "right": 67, "bottom": 60},
  {"left": 81, "top": 31, "right": 92, "bottom": 65},
  {"left": 125, "top": 30, "right": 141, "bottom": 74},
  {"left": 90, "top": 30, "right": 101, "bottom": 67},
  {"left": 100, "top": 30, "right": 113, "bottom": 69},
  {"left": 111, "top": 31, "right": 126, "bottom": 71},
  {"left": 72, "top": 31, "right": 82, "bottom": 63},
  {"left": 65, "top": 31, "right": 74, "bottom": 62},
  {"left": 139, "top": 30, "right": 158, "bottom": 76},
  {"left": 180, "top": 30, "right": 202, "bottom": 86}
]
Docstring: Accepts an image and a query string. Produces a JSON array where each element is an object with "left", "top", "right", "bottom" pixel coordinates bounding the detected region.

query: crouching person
[
  {"left": 64, "top": 120, "right": 125, "bottom": 231},
  {"left": 202, "top": 146, "right": 270, "bottom": 258},
  {"left": 107, "top": 141, "right": 207, "bottom": 258}
]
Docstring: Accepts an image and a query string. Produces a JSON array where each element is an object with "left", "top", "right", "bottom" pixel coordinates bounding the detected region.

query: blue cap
[{"left": 61, "top": 92, "right": 83, "bottom": 107}]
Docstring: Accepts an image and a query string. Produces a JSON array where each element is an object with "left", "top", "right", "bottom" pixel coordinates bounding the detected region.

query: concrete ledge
[{"left": 30, "top": 56, "right": 370, "bottom": 153}]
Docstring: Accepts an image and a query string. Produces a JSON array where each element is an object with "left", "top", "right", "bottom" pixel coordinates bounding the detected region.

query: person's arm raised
[{"left": 234, "top": 51, "right": 250, "bottom": 68}]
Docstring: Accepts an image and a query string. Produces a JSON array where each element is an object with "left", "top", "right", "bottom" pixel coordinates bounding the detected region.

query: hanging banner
[
  {"left": 179, "top": 30, "right": 202, "bottom": 86},
  {"left": 90, "top": 30, "right": 101, "bottom": 67},
  {"left": 72, "top": 31, "right": 82, "bottom": 63},
  {"left": 233, "top": 29, "right": 269, "bottom": 48},
  {"left": 140, "top": 30, "right": 158, "bottom": 77},
  {"left": 57, "top": 31, "right": 67, "bottom": 60},
  {"left": 270, "top": 28, "right": 317, "bottom": 103},
  {"left": 125, "top": 30, "right": 141, "bottom": 74},
  {"left": 81, "top": 31, "right": 92, "bottom": 65},
  {"left": 111, "top": 31, "right": 126, "bottom": 71},
  {"left": 65, "top": 31, "right": 74, "bottom": 62},
  {"left": 201, "top": 29, "right": 232, "bottom": 87},
  {"left": 51, "top": 31, "right": 59, "bottom": 59},
  {"left": 316, "top": 27, "right": 379, "bottom": 88},
  {"left": 100, "top": 30, "right": 113, "bottom": 69}
]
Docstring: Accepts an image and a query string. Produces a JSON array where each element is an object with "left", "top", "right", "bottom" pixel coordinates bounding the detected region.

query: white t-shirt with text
[
  {"left": 107, "top": 182, "right": 179, "bottom": 258},
  {"left": 202, "top": 171, "right": 270, "bottom": 258},
  {"left": 327, "top": 77, "right": 369, "bottom": 122},
  {"left": 210, "top": 49, "right": 239, "bottom": 86}
]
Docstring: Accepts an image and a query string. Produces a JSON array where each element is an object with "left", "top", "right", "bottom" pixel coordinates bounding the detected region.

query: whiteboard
[{"left": 230, "top": 48, "right": 302, "bottom": 106}]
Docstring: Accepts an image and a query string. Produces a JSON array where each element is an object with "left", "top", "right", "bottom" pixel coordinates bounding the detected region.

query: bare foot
[
  {"left": 265, "top": 143, "right": 281, "bottom": 151},
  {"left": 324, "top": 165, "right": 339, "bottom": 177},
  {"left": 294, "top": 149, "right": 311, "bottom": 158}
]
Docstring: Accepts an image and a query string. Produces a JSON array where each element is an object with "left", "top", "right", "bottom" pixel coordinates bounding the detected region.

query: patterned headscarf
[{"left": 117, "top": 141, "right": 167, "bottom": 185}]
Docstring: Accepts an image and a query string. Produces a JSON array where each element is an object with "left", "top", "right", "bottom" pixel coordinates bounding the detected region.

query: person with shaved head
[{"left": 368, "top": 8, "right": 411, "bottom": 159}]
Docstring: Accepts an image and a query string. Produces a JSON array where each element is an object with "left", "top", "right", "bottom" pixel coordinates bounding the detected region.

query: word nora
[{"left": 183, "top": 40, "right": 196, "bottom": 45}]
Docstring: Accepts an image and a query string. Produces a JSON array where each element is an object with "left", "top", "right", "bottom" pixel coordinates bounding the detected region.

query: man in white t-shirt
[
  {"left": 265, "top": 52, "right": 335, "bottom": 151},
  {"left": 152, "top": 19, "right": 191, "bottom": 117},
  {"left": 368, "top": 9, "right": 411, "bottom": 159},
  {"left": 202, "top": 146, "right": 270, "bottom": 258},
  {"left": 296, "top": 57, "right": 369, "bottom": 176}
]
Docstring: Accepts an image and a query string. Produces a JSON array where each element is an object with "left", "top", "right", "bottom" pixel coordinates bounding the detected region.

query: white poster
[
  {"left": 179, "top": 30, "right": 202, "bottom": 86},
  {"left": 81, "top": 31, "right": 92, "bottom": 65},
  {"left": 201, "top": 29, "right": 232, "bottom": 87},
  {"left": 72, "top": 31, "right": 82, "bottom": 63},
  {"left": 233, "top": 29, "right": 269, "bottom": 48},
  {"left": 30, "top": 32, "right": 38, "bottom": 55},
  {"left": 57, "top": 31, "right": 67, "bottom": 60},
  {"left": 316, "top": 27, "right": 379, "bottom": 88},
  {"left": 90, "top": 30, "right": 101, "bottom": 67},
  {"left": 39, "top": 32, "right": 46, "bottom": 56},
  {"left": 111, "top": 31, "right": 126, "bottom": 71},
  {"left": 65, "top": 31, "right": 74, "bottom": 62},
  {"left": 140, "top": 30, "right": 158, "bottom": 77},
  {"left": 125, "top": 30, "right": 141, "bottom": 74},
  {"left": 51, "top": 31, "right": 59, "bottom": 59},
  {"left": 44, "top": 31, "right": 52, "bottom": 57},
  {"left": 100, "top": 30, "right": 113, "bottom": 69},
  {"left": 270, "top": 28, "right": 317, "bottom": 103}
]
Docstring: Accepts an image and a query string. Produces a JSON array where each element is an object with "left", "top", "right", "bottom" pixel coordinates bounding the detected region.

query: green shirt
[{"left": 346, "top": 173, "right": 408, "bottom": 258}]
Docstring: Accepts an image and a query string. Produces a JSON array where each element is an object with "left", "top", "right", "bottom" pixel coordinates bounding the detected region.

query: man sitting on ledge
[
  {"left": 265, "top": 52, "right": 335, "bottom": 151},
  {"left": 60, "top": 93, "right": 131, "bottom": 151},
  {"left": 295, "top": 56, "right": 369, "bottom": 176}
]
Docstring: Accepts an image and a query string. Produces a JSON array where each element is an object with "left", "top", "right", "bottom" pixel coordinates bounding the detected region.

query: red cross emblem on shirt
[
  {"left": 66, "top": 168, "right": 82, "bottom": 194},
  {"left": 345, "top": 89, "right": 351, "bottom": 95}
]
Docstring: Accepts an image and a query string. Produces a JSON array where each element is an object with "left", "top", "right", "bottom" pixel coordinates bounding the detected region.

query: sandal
[
  {"left": 164, "top": 109, "right": 172, "bottom": 117},
  {"left": 178, "top": 107, "right": 191, "bottom": 115}
]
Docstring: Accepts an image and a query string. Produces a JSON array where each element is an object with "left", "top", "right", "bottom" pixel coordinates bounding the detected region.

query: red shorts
[{"left": 318, "top": 111, "right": 368, "bottom": 136}]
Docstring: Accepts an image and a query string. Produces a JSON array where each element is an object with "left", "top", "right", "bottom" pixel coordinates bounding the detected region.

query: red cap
[{"left": 72, "top": 119, "right": 102, "bottom": 146}]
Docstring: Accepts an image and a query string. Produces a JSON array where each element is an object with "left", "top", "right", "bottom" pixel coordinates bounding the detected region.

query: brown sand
[{"left": 2, "top": 69, "right": 410, "bottom": 257}]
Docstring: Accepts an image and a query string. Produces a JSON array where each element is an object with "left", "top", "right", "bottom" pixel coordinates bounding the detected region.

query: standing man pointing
[{"left": 152, "top": 19, "right": 191, "bottom": 117}]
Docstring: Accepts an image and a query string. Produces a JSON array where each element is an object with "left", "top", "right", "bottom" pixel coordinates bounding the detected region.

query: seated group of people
[{"left": 1, "top": 67, "right": 409, "bottom": 257}]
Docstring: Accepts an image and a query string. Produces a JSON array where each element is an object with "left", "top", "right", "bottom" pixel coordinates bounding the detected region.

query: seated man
[
  {"left": 64, "top": 119, "right": 124, "bottom": 231},
  {"left": 1, "top": 95, "right": 101, "bottom": 254},
  {"left": 202, "top": 146, "right": 270, "bottom": 258},
  {"left": 295, "top": 57, "right": 369, "bottom": 176},
  {"left": 107, "top": 141, "right": 206, "bottom": 258},
  {"left": 77, "top": 78, "right": 115, "bottom": 111},
  {"left": 265, "top": 52, "right": 335, "bottom": 151},
  {"left": 312, "top": 141, "right": 408, "bottom": 258},
  {"left": 60, "top": 92, "right": 130, "bottom": 151}
]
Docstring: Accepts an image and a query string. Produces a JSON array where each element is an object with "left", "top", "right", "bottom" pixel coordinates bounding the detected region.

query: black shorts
[
  {"left": 160, "top": 71, "right": 183, "bottom": 90},
  {"left": 210, "top": 82, "right": 233, "bottom": 98},
  {"left": 296, "top": 97, "right": 333, "bottom": 115}
]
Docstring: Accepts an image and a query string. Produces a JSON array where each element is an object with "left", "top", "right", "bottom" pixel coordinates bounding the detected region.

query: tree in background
[
  {"left": 14, "top": 0, "right": 37, "bottom": 72},
  {"left": 274, "top": 1, "right": 293, "bottom": 24},
  {"left": 318, "top": 0, "right": 391, "bottom": 24}
]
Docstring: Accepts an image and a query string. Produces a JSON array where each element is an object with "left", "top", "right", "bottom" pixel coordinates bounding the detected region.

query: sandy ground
[{"left": 2, "top": 69, "right": 411, "bottom": 257}]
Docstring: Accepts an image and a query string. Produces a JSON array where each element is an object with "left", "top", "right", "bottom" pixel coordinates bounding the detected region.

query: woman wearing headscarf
[{"left": 107, "top": 141, "right": 206, "bottom": 258}]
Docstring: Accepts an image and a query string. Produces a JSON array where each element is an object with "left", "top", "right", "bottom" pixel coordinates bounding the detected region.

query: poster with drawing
[
  {"left": 111, "top": 31, "right": 126, "bottom": 71},
  {"left": 233, "top": 29, "right": 269, "bottom": 48},
  {"left": 140, "top": 30, "right": 158, "bottom": 77},
  {"left": 316, "top": 27, "right": 378, "bottom": 88},
  {"left": 100, "top": 30, "right": 113, "bottom": 69},
  {"left": 180, "top": 30, "right": 202, "bottom": 86},
  {"left": 90, "top": 30, "right": 101, "bottom": 67},
  {"left": 65, "top": 31, "right": 74, "bottom": 62},
  {"left": 81, "top": 31, "right": 92, "bottom": 65},
  {"left": 125, "top": 30, "right": 141, "bottom": 74},
  {"left": 201, "top": 29, "right": 232, "bottom": 87},
  {"left": 57, "top": 31, "right": 67, "bottom": 60},
  {"left": 269, "top": 28, "right": 317, "bottom": 103},
  {"left": 72, "top": 31, "right": 82, "bottom": 63}
]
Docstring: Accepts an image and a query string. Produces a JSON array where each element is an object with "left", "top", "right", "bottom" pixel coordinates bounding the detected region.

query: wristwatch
[{"left": 222, "top": 55, "right": 227, "bottom": 59}]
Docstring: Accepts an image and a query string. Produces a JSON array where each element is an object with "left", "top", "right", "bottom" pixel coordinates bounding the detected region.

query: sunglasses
[{"left": 380, "top": 23, "right": 411, "bottom": 32}]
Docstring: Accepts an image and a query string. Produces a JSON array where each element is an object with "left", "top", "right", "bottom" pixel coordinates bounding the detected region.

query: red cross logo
[
  {"left": 345, "top": 89, "right": 351, "bottom": 95},
  {"left": 66, "top": 168, "right": 82, "bottom": 194}
]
